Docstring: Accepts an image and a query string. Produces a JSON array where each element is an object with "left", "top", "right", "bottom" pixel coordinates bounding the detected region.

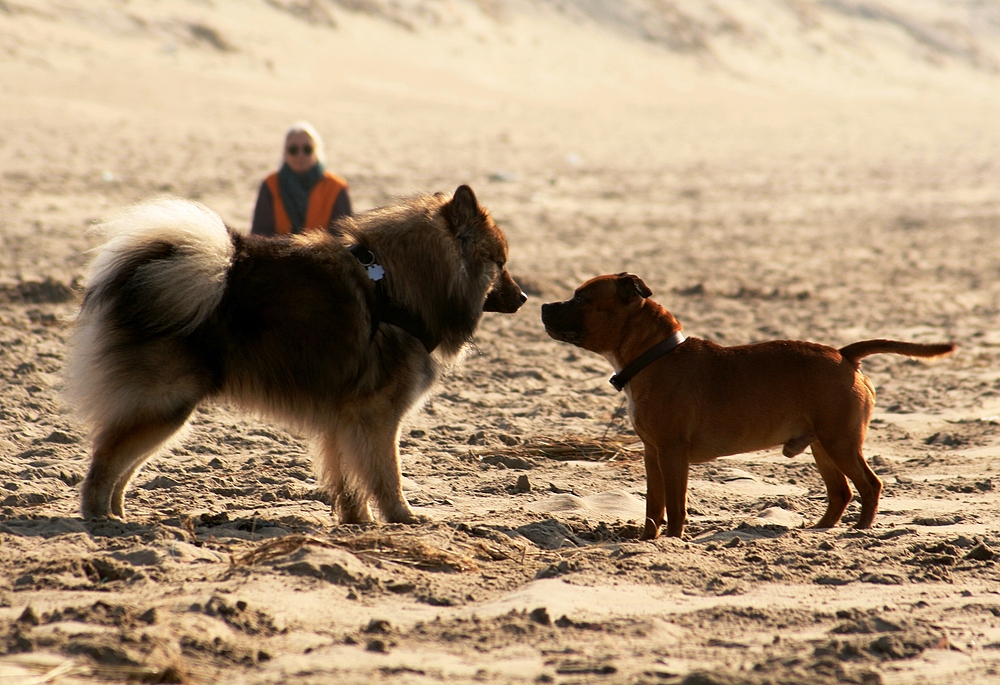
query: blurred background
[{"left": 2, "top": 1, "right": 1000, "bottom": 338}]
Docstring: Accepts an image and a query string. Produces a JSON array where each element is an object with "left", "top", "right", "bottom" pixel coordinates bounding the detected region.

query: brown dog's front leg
[
  {"left": 660, "top": 447, "right": 690, "bottom": 538},
  {"left": 640, "top": 441, "right": 665, "bottom": 540}
]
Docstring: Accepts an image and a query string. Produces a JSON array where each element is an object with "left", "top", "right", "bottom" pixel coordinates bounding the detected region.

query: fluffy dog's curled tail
[
  {"left": 81, "top": 198, "right": 234, "bottom": 333},
  {"left": 839, "top": 339, "right": 955, "bottom": 367},
  {"left": 66, "top": 198, "right": 235, "bottom": 421}
]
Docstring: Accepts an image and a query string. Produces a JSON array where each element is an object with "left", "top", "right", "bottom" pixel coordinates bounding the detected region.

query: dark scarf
[{"left": 277, "top": 161, "right": 325, "bottom": 233}]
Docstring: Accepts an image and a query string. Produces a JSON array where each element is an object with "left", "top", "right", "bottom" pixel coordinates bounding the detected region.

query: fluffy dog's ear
[
  {"left": 616, "top": 273, "right": 652, "bottom": 303},
  {"left": 445, "top": 185, "right": 482, "bottom": 237}
]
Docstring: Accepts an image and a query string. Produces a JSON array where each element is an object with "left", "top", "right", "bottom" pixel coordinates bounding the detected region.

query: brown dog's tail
[{"left": 839, "top": 339, "right": 955, "bottom": 367}]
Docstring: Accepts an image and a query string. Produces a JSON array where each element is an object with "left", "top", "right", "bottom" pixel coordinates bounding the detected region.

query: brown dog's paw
[{"left": 639, "top": 517, "right": 661, "bottom": 541}]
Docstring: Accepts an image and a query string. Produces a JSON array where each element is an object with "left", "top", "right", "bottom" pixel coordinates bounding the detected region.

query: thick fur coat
[{"left": 66, "top": 185, "right": 525, "bottom": 523}]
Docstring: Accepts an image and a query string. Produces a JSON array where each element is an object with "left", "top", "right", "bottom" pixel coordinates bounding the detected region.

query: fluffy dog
[
  {"left": 541, "top": 273, "right": 954, "bottom": 540},
  {"left": 67, "top": 185, "right": 526, "bottom": 523}
]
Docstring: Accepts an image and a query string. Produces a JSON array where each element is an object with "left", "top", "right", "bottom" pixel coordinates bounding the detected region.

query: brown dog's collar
[{"left": 609, "top": 331, "right": 686, "bottom": 392}]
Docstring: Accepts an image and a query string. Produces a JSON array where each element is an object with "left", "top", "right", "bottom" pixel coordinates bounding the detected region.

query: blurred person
[{"left": 251, "top": 122, "right": 352, "bottom": 235}]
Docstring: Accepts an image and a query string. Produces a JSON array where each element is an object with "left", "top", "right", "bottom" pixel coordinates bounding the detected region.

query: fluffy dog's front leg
[
  {"left": 369, "top": 428, "right": 424, "bottom": 524},
  {"left": 342, "top": 417, "right": 425, "bottom": 524},
  {"left": 318, "top": 431, "right": 374, "bottom": 524},
  {"left": 336, "top": 485, "right": 376, "bottom": 524}
]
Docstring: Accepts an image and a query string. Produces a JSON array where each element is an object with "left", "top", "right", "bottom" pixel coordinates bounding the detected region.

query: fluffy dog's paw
[
  {"left": 81, "top": 505, "right": 122, "bottom": 522},
  {"left": 391, "top": 510, "right": 429, "bottom": 525}
]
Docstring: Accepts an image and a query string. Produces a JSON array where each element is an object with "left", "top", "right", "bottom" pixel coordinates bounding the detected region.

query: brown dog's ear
[
  {"left": 445, "top": 185, "right": 482, "bottom": 236},
  {"left": 615, "top": 273, "right": 652, "bottom": 303}
]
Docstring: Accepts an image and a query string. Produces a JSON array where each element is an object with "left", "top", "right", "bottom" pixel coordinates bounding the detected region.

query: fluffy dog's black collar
[
  {"left": 349, "top": 244, "right": 438, "bottom": 353},
  {"left": 609, "top": 330, "right": 686, "bottom": 392}
]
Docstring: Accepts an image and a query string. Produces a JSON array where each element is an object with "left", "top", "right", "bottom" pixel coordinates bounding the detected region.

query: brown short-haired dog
[{"left": 541, "top": 273, "right": 954, "bottom": 540}]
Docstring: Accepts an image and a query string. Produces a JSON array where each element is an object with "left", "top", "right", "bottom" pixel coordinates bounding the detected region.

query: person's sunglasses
[{"left": 287, "top": 144, "right": 314, "bottom": 156}]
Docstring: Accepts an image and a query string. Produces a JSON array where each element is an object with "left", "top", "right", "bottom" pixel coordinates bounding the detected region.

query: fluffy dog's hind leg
[{"left": 82, "top": 404, "right": 194, "bottom": 520}]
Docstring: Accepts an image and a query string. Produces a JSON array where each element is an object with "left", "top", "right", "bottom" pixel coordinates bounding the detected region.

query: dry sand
[{"left": 3, "top": 1, "right": 1000, "bottom": 683}]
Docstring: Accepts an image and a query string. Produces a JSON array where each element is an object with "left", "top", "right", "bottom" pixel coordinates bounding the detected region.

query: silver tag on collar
[{"left": 366, "top": 264, "right": 385, "bottom": 282}]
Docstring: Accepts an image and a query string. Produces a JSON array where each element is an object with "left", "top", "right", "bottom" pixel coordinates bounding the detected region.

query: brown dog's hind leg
[
  {"left": 808, "top": 442, "right": 852, "bottom": 528},
  {"left": 853, "top": 466, "right": 882, "bottom": 529},
  {"left": 823, "top": 441, "right": 882, "bottom": 529},
  {"left": 640, "top": 441, "right": 665, "bottom": 541},
  {"left": 82, "top": 405, "right": 194, "bottom": 520}
]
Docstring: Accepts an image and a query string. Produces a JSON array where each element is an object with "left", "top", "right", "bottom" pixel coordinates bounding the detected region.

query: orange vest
[{"left": 265, "top": 171, "right": 348, "bottom": 234}]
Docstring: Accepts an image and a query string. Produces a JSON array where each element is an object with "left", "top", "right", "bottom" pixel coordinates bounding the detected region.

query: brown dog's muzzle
[{"left": 540, "top": 300, "right": 583, "bottom": 344}]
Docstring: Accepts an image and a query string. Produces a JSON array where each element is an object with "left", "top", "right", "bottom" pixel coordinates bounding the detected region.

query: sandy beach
[{"left": 3, "top": 1, "right": 1000, "bottom": 682}]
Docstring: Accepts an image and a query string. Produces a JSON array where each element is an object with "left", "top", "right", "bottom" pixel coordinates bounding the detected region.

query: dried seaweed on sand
[
  {"left": 231, "top": 530, "right": 506, "bottom": 572},
  {"left": 474, "top": 435, "right": 643, "bottom": 463}
]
